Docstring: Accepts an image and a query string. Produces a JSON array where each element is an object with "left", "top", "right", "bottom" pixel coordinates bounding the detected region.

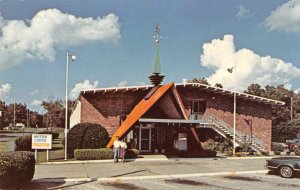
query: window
[{"left": 191, "top": 100, "right": 206, "bottom": 114}]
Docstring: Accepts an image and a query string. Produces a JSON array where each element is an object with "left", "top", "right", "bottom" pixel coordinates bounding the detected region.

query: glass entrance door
[{"left": 139, "top": 128, "right": 151, "bottom": 152}]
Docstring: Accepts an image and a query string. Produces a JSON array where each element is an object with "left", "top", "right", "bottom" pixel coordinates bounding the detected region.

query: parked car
[
  {"left": 266, "top": 157, "right": 300, "bottom": 178},
  {"left": 286, "top": 139, "right": 300, "bottom": 151}
]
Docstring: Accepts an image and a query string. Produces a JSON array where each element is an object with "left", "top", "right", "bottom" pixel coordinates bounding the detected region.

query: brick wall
[
  {"left": 80, "top": 90, "right": 148, "bottom": 136},
  {"left": 178, "top": 87, "right": 273, "bottom": 151}
]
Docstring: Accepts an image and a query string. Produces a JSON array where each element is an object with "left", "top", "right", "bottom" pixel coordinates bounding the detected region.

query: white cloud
[
  {"left": 0, "top": 8, "right": 120, "bottom": 69},
  {"left": 200, "top": 35, "right": 300, "bottom": 91},
  {"left": 265, "top": 0, "right": 300, "bottom": 32},
  {"left": 118, "top": 81, "right": 128, "bottom": 87},
  {"left": 236, "top": 5, "right": 250, "bottom": 18},
  {"left": 70, "top": 80, "right": 99, "bottom": 100},
  {"left": 31, "top": 99, "right": 42, "bottom": 106},
  {"left": 30, "top": 89, "right": 39, "bottom": 95},
  {"left": 0, "top": 83, "right": 11, "bottom": 99}
]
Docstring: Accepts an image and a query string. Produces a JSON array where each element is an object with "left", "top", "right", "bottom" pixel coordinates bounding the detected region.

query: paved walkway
[{"left": 33, "top": 156, "right": 270, "bottom": 183}]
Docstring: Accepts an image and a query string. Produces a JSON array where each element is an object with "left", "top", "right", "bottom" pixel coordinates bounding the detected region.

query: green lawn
[
  {"left": 36, "top": 132, "right": 68, "bottom": 162},
  {"left": 0, "top": 129, "right": 68, "bottom": 162}
]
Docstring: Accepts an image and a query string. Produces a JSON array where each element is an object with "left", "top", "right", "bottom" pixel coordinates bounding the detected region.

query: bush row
[
  {"left": 15, "top": 131, "right": 60, "bottom": 151},
  {"left": 38, "top": 131, "right": 60, "bottom": 140},
  {"left": 74, "top": 148, "right": 139, "bottom": 160},
  {"left": 0, "top": 151, "right": 35, "bottom": 189},
  {"left": 15, "top": 135, "right": 32, "bottom": 151}
]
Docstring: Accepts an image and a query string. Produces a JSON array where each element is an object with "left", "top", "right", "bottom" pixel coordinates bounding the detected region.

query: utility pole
[
  {"left": 291, "top": 97, "right": 293, "bottom": 123},
  {"left": 13, "top": 102, "right": 16, "bottom": 130}
]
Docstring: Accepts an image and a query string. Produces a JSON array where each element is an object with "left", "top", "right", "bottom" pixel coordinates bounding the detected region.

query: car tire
[{"left": 279, "top": 166, "right": 294, "bottom": 178}]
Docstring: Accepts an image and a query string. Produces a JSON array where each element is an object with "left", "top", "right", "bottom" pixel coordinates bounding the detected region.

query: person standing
[
  {"left": 120, "top": 139, "right": 127, "bottom": 163},
  {"left": 113, "top": 136, "right": 121, "bottom": 163}
]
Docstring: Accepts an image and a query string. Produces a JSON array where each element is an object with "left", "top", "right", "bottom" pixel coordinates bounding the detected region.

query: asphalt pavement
[{"left": 33, "top": 155, "right": 270, "bottom": 183}]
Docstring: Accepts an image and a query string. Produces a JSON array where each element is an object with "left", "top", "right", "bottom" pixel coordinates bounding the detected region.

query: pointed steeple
[{"left": 149, "top": 24, "right": 165, "bottom": 86}]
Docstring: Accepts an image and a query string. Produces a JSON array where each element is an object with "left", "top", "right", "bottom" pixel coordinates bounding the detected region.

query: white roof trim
[{"left": 81, "top": 82, "right": 285, "bottom": 105}]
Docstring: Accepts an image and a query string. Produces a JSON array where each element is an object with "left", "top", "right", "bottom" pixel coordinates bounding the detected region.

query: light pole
[
  {"left": 291, "top": 97, "right": 293, "bottom": 123},
  {"left": 227, "top": 67, "right": 236, "bottom": 155},
  {"left": 65, "top": 52, "right": 76, "bottom": 160}
]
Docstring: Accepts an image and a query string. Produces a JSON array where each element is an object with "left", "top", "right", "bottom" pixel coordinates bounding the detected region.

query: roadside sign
[{"left": 32, "top": 134, "right": 52, "bottom": 149}]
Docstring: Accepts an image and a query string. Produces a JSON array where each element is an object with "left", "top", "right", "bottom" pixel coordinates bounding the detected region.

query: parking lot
[{"left": 28, "top": 172, "right": 300, "bottom": 190}]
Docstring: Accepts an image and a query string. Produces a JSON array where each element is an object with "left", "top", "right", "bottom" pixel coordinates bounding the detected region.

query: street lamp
[
  {"left": 65, "top": 52, "right": 76, "bottom": 160},
  {"left": 291, "top": 97, "right": 293, "bottom": 123},
  {"left": 227, "top": 67, "right": 236, "bottom": 155}
]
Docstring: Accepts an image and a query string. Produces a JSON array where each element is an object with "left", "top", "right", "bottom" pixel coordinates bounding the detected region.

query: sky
[{"left": 1, "top": 0, "right": 300, "bottom": 113}]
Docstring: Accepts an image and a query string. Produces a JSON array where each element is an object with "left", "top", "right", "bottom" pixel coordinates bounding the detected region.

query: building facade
[{"left": 70, "top": 82, "right": 284, "bottom": 153}]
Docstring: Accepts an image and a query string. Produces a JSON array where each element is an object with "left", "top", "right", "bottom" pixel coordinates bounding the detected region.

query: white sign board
[{"left": 32, "top": 134, "right": 52, "bottom": 149}]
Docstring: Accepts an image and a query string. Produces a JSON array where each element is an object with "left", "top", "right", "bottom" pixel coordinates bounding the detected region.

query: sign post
[{"left": 32, "top": 134, "right": 52, "bottom": 161}]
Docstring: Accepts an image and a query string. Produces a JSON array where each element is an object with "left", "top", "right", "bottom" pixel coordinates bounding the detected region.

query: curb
[
  {"left": 36, "top": 156, "right": 277, "bottom": 165},
  {"left": 37, "top": 157, "right": 226, "bottom": 165},
  {"left": 227, "top": 156, "right": 272, "bottom": 160},
  {"left": 33, "top": 170, "right": 268, "bottom": 183}
]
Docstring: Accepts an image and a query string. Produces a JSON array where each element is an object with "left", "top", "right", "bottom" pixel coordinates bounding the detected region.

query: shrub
[
  {"left": 295, "top": 147, "right": 300, "bottom": 156},
  {"left": 271, "top": 142, "right": 285, "bottom": 152},
  {"left": 15, "top": 135, "right": 32, "bottom": 151},
  {"left": 274, "top": 151, "right": 281, "bottom": 155},
  {"left": 202, "top": 139, "right": 217, "bottom": 151},
  {"left": 125, "top": 149, "right": 139, "bottom": 158},
  {"left": 261, "top": 150, "right": 269, "bottom": 156},
  {"left": 38, "top": 131, "right": 59, "bottom": 140},
  {"left": 202, "top": 138, "right": 232, "bottom": 153},
  {"left": 74, "top": 148, "right": 113, "bottom": 160},
  {"left": 65, "top": 123, "right": 109, "bottom": 158},
  {"left": 0, "top": 151, "right": 35, "bottom": 189}
]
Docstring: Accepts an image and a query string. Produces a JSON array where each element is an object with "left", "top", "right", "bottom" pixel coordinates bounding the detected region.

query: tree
[
  {"left": 41, "top": 98, "right": 76, "bottom": 129},
  {"left": 245, "top": 83, "right": 298, "bottom": 127},
  {"left": 214, "top": 83, "right": 223, "bottom": 88},
  {"left": 244, "top": 83, "right": 265, "bottom": 96},
  {"left": 0, "top": 101, "right": 6, "bottom": 129},
  {"left": 42, "top": 98, "right": 64, "bottom": 129},
  {"left": 189, "top": 77, "right": 210, "bottom": 85}
]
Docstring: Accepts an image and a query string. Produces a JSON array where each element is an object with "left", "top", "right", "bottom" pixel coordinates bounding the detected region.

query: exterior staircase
[{"left": 192, "top": 114, "right": 266, "bottom": 154}]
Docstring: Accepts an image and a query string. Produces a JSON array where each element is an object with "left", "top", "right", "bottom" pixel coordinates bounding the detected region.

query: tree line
[
  {"left": 1, "top": 79, "right": 299, "bottom": 135},
  {"left": 0, "top": 98, "right": 75, "bottom": 130}
]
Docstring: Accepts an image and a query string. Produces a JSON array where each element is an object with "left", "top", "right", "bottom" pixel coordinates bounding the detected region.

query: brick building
[
  {"left": 70, "top": 82, "right": 283, "bottom": 154},
  {"left": 70, "top": 26, "right": 284, "bottom": 154}
]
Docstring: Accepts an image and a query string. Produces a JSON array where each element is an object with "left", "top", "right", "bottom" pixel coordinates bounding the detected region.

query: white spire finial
[{"left": 155, "top": 24, "right": 161, "bottom": 45}]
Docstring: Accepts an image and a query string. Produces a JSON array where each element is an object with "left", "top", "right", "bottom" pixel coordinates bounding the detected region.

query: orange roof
[{"left": 107, "top": 82, "right": 174, "bottom": 148}]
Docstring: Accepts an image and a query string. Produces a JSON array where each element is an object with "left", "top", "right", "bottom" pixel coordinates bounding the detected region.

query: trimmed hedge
[
  {"left": 15, "top": 132, "right": 58, "bottom": 151},
  {"left": 74, "top": 148, "right": 113, "bottom": 160},
  {"left": 0, "top": 151, "right": 35, "bottom": 189},
  {"left": 15, "top": 135, "right": 32, "bottom": 151},
  {"left": 65, "top": 123, "right": 109, "bottom": 158},
  {"left": 74, "top": 148, "right": 140, "bottom": 160}
]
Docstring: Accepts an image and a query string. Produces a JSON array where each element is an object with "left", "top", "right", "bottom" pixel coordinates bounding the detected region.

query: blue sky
[{"left": 1, "top": 0, "right": 300, "bottom": 112}]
